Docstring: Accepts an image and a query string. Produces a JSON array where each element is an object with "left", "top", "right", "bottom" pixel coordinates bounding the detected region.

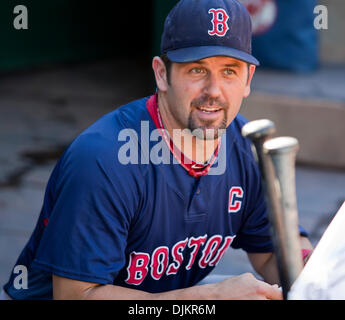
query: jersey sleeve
[{"left": 31, "top": 132, "right": 143, "bottom": 284}]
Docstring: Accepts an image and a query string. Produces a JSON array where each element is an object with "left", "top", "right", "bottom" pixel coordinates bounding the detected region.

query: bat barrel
[
  {"left": 242, "top": 121, "right": 303, "bottom": 299},
  {"left": 263, "top": 137, "right": 303, "bottom": 298},
  {"left": 241, "top": 119, "right": 276, "bottom": 173}
]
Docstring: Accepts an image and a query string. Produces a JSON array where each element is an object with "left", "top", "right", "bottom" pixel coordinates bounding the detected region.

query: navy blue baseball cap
[{"left": 161, "top": 0, "right": 259, "bottom": 66}]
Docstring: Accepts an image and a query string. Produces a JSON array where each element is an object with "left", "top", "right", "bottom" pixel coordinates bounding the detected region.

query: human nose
[{"left": 203, "top": 73, "right": 222, "bottom": 98}]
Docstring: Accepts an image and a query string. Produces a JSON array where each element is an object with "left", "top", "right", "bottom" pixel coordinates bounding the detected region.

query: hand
[
  {"left": 302, "top": 249, "right": 313, "bottom": 265},
  {"left": 210, "top": 273, "right": 283, "bottom": 300}
]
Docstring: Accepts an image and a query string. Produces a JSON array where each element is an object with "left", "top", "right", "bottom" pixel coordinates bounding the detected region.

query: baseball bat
[
  {"left": 263, "top": 137, "right": 303, "bottom": 299},
  {"left": 242, "top": 120, "right": 303, "bottom": 299},
  {"left": 241, "top": 119, "right": 276, "bottom": 173}
]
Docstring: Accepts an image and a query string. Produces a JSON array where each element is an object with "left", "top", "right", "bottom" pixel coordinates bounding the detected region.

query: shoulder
[
  {"left": 227, "top": 113, "right": 256, "bottom": 164},
  {"left": 63, "top": 96, "right": 151, "bottom": 160},
  {"left": 54, "top": 97, "right": 153, "bottom": 192},
  {"left": 81, "top": 96, "right": 151, "bottom": 136},
  {"left": 231, "top": 113, "right": 249, "bottom": 130}
]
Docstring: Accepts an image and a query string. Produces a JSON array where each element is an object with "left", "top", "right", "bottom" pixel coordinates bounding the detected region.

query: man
[{"left": 1, "top": 0, "right": 312, "bottom": 300}]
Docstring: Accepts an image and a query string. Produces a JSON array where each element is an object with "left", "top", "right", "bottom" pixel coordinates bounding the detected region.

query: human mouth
[
  {"left": 194, "top": 106, "right": 224, "bottom": 121},
  {"left": 196, "top": 106, "right": 222, "bottom": 114}
]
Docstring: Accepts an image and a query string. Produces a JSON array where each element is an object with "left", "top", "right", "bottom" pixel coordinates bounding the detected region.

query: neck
[{"left": 157, "top": 91, "right": 220, "bottom": 164}]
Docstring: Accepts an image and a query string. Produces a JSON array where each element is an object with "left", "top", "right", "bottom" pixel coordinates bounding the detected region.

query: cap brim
[{"left": 166, "top": 45, "right": 260, "bottom": 66}]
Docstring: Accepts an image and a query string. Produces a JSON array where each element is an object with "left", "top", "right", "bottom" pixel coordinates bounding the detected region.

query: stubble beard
[
  {"left": 188, "top": 94, "right": 229, "bottom": 140},
  {"left": 187, "top": 113, "right": 227, "bottom": 140}
]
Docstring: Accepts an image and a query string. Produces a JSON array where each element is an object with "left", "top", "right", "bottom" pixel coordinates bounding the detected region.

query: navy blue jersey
[{"left": 3, "top": 95, "right": 307, "bottom": 299}]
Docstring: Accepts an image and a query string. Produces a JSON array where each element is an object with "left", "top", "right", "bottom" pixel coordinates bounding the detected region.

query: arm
[
  {"left": 52, "top": 273, "right": 283, "bottom": 300},
  {"left": 248, "top": 236, "right": 314, "bottom": 285}
]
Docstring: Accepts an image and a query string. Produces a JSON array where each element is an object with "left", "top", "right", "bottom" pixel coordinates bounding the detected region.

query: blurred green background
[{"left": 0, "top": 1, "right": 159, "bottom": 71}]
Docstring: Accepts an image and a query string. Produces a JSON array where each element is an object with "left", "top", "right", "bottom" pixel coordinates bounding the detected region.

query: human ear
[{"left": 152, "top": 56, "right": 169, "bottom": 92}]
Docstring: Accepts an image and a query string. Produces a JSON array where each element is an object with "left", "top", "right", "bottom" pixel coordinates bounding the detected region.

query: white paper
[{"left": 289, "top": 201, "right": 345, "bottom": 300}]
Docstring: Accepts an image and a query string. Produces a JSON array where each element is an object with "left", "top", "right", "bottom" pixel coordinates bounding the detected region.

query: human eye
[
  {"left": 190, "top": 67, "right": 206, "bottom": 75},
  {"left": 224, "top": 68, "right": 235, "bottom": 76}
]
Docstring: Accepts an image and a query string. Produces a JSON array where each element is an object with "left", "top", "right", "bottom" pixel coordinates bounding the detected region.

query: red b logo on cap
[{"left": 208, "top": 8, "right": 230, "bottom": 37}]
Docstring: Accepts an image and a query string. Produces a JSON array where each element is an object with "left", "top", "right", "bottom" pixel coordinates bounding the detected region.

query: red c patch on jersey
[{"left": 228, "top": 186, "right": 244, "bottom": 213}]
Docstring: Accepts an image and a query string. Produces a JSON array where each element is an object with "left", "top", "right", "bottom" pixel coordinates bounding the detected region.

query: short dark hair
[
  {"left": 160, "top": 53, "right": 172, "bottom": 85},
  {"left": 160, "top": 54, "right": 251, "bottom": 85}
]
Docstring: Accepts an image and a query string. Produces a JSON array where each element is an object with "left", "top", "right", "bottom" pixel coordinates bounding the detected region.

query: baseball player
[{"left": 1, "top": 0, "right": 312, "bottom": 300}]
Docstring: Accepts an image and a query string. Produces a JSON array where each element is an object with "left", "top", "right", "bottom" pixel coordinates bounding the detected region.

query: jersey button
[{"left": 196, "top": 188, "right": 201, "bottom": 195}]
